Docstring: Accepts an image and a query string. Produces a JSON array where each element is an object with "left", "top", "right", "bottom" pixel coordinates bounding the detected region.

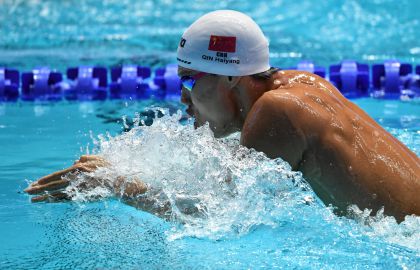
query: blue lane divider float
[
  {"left": 371, "top": 60, "right": 413, "bottom": 98},
  {"left": 410, "top": 66, "right": 420, "bottom": 95},
  {"left": 294, "top": 60, "right": 326, "bottom": 78},
  {"left": 1, "top": 60, "right": 419, "bottom": 102},
  {"left": 329, "top": 60, "right": 369, "bottom": 98},
  {"left": 0, "top": 67, "right": 19, "bottom": 101},
  {"left": 110, "top": 65, "right": 151, "bottom": 99},
  {"left": 401, "top": 64, "right": 420, "bottom": 98},
  {"left": 164, "top": 64, "right": 182, "bottom": 96},
  {"left": 153, "top": 64, "right": 182, "bottom": 98},
  {"left": 64, "top": 66, "right": 108, "bottom": 100},
  {"left": 21, "top": 67, "right": 63, "bottom": 101}
]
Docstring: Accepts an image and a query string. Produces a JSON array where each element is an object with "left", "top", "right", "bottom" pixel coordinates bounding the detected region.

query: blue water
[
  {"left": 1, "top": 0, "right": 420, "bottom": 269},
  {"left": 0, "top": 99, "right": 419, "bottom": 269},
  {"left": 1, "top": 0, "right": 419, "bottom": 70}
]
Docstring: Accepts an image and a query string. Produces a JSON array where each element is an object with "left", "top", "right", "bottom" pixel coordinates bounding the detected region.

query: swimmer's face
[{"left": 178, "top": 66, "right": 240, "bottom": 138}]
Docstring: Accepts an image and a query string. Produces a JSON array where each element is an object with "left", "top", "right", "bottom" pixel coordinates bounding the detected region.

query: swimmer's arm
[
  {"left": 114, "top": 177, "right": 203, "bottom": 220},
  {"left": 24, "top": 155, "right": 110, "bottom": 202},
  {"left": 240, "top": 92, "right": 307, "bottom": 170},
  {"left": 111, "top": 176, "right": 172, "bottom": 219},
  {"left": 24, "top": 155, "right": 199, "bottom": 220},
  {"left": 23, "top": 155, "right": 140, "bottom": 202}
]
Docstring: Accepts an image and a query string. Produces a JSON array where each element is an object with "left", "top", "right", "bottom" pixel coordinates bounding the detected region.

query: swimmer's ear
[{"left": 222, "top": 75, "right": 241, "bottom": 89}]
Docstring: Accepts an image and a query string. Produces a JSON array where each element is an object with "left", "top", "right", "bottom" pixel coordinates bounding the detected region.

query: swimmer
[{"left": 25, "top": 10, "right": 420, "bottom": 222}]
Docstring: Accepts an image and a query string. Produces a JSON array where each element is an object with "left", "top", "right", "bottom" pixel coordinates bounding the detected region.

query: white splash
[
  {"left": 67, "top": 108, "right": 420, "bottom": 249},
  {"left": 348, "top": 205, "right": 420, "bottom": 251},
  {"left": 69, "top": 109, "right": 317, "bottom": 239}
]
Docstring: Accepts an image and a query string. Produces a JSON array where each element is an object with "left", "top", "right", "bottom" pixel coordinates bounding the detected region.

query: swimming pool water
[
  {"left": 1, "top": 0, "right": 420, "bottom": 269},
  {"left": 1, "top": 0, "right": 419, "bottom": 70},
  {"left": 0, "top": 99, "right": 419, "bottom": 269}
]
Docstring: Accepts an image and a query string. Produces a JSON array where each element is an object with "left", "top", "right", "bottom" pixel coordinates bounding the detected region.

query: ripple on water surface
[{"left": 45, "top": 109, "right": 420, "bottom": 269}]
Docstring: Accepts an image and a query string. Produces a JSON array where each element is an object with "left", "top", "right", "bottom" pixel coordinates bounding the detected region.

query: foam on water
[{"left": 63, "top": 109, "right": 420, "bottom": 253}]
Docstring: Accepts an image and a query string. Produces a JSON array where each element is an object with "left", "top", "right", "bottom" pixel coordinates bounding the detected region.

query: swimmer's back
[{"left": 241, "top": 70, "right": 420, "bottom": 220}]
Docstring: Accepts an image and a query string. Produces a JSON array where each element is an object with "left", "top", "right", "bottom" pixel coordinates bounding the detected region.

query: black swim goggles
[{"left": 180, "top": 72, "right": 207, "bottom": 92}]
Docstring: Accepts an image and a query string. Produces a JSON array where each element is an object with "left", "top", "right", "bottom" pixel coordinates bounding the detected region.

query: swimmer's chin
[{"left": 193, "top": 119, "right": 233, "bottom": 138}]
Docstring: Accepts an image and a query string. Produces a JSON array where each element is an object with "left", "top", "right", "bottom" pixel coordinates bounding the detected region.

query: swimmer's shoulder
[
  {"left": 253, "top": 70, "right": 324, "bottom": 118},
  {"left": 269, "top": 69, "right": 355, "bottom": 118},
  {"left": 245, "top": 88, "right": 325, "bottom": 141},
  {"left": 241, "top": 84, "right": 308, "bottom": 165},
  {"left": 271, "top": 69, "right": 343, "bottom": 98},
  {"left": 246, "top": 69, "right": 348, "bottom": 137},
  {"left": 247, "top": 70, "right": 322, "bottom": 123}
]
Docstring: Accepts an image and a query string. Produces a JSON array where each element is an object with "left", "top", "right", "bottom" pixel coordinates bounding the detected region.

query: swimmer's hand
[
  {"left": 24, "top": 155, "right": 109, "bottom": 202},
  {"left": 23, "top": 155, "right": 195, "bottom": 220}
]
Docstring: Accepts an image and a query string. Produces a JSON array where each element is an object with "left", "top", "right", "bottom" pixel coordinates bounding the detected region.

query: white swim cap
[{"left": 177, "top": 10, "right": 270, "bottom": 76}]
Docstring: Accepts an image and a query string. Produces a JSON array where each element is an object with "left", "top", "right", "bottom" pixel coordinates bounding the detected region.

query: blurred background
[{"left": 1, "top": 0, "right": 419, "bottom": 71}]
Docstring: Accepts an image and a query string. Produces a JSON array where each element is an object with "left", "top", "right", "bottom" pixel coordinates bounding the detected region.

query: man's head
[{"left": 177, "top": 10, "right": 275, "bottom": 137}]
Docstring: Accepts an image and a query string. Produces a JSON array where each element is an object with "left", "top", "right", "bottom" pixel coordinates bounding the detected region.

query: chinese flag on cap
[{"left": 208, "top": 35, "right": 236, "bottom": 53}]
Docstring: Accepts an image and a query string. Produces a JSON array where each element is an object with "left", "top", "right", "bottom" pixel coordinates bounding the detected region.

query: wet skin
[
  {"left": 25, "top": 68, "right": 420, "bottom": 222},
  {"left": 179, "top": 67, "right": 420, "bottom": 221},
  {"left": 24, "top": 155, "right": 175, "bottom": 219}
]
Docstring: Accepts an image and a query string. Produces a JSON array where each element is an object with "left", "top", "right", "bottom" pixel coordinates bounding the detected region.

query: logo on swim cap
[
  {"left": 208, "top": 35, "right": 236, "bottom": 53},
  {"left": 180, "top": 38, "right": 186, "bottom": 48}
]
